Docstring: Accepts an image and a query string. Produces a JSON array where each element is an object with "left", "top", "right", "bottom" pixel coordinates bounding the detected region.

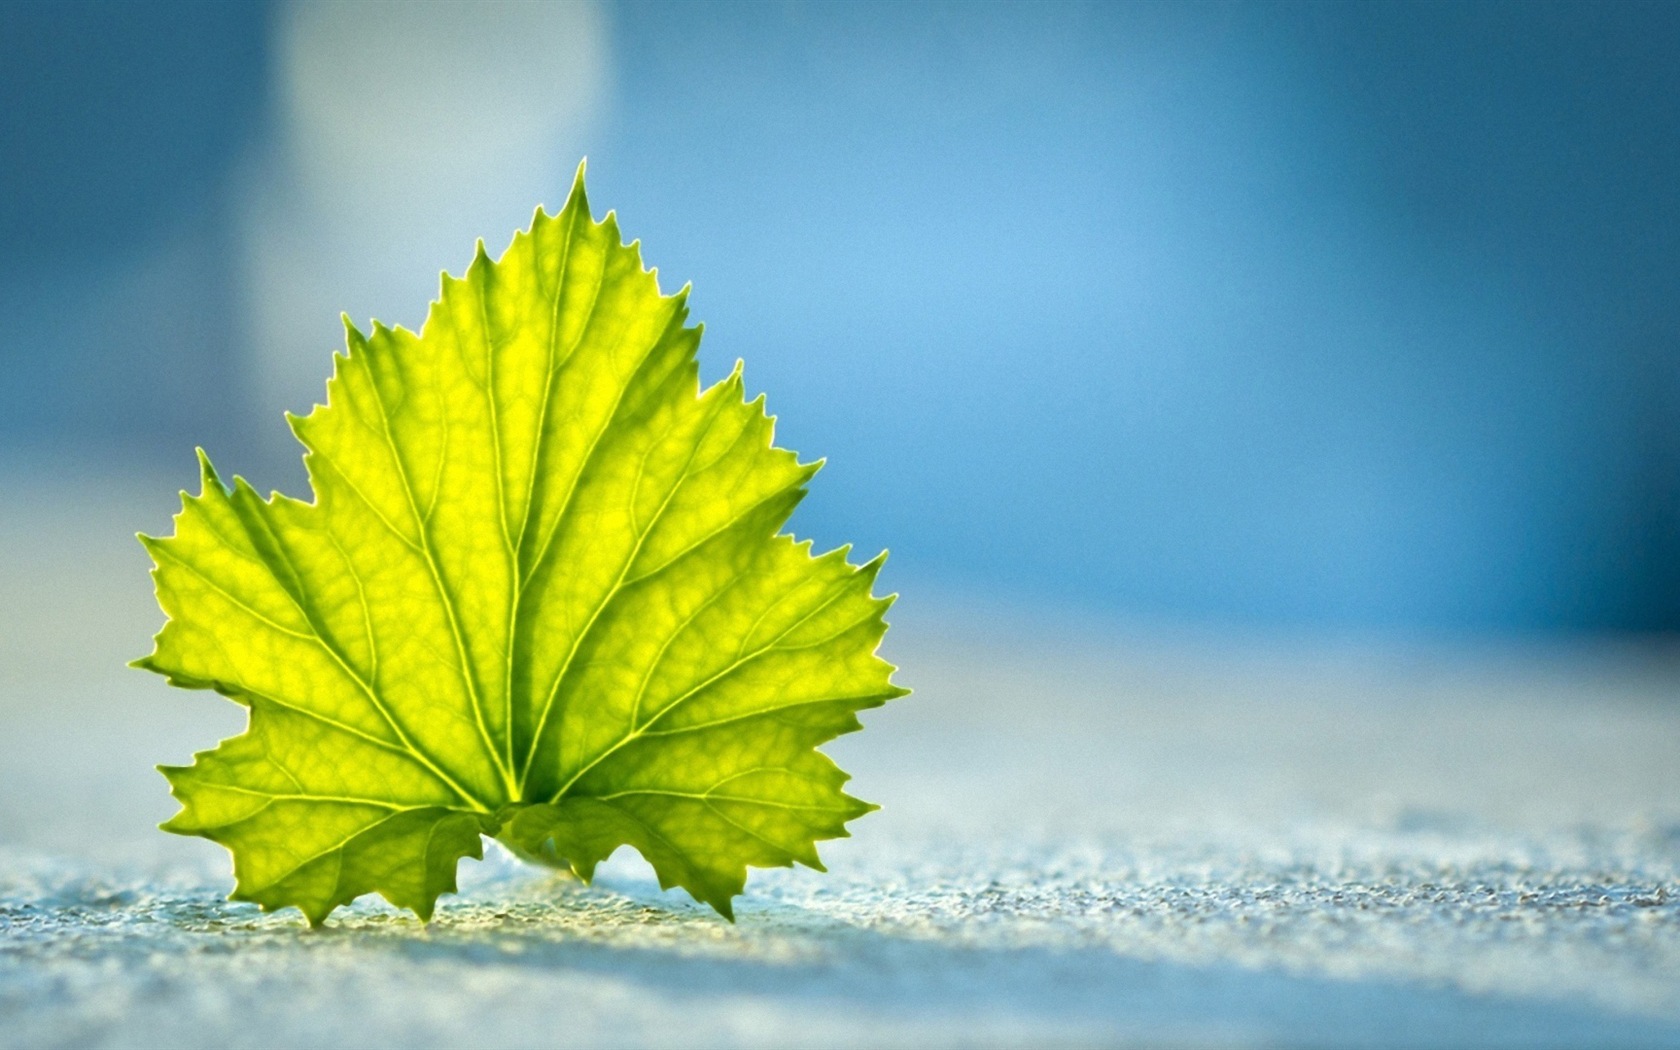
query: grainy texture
[{"left": 3, "top": 468, "right": 1679, "bottom": 1047}]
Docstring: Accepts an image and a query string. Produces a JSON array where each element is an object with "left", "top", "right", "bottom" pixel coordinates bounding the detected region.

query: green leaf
[{"left": 136, "top": 165, "right": 906, "bottom": 925}]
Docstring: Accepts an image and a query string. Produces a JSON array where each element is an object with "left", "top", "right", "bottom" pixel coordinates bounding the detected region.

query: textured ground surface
[{"left": 3, "top": 468, "right": 1679, "bottom": 1048}]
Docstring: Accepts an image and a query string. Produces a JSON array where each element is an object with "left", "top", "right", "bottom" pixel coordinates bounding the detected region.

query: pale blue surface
[{"left": 2, "top": 473, "right": 1679, "bottom": 1048}]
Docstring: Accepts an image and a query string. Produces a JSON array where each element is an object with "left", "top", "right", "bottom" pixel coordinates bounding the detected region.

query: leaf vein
[
  {"left": 516, "top": 308, "right": 716, "bottom": 790},
  {"left": 549, "top": 577, "right": 857, "bottom": 800},
  {"left": 357, "top": 347, "right": 514, "bottom": 796}
]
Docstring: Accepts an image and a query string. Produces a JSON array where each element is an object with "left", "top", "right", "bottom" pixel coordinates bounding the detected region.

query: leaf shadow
[{"left": 243, "top": 874, "right": 1680, "bottom": 1049}]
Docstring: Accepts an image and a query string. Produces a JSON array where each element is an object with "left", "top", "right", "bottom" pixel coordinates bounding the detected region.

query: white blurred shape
[
  {"left": 280, "top": 0, "right": 603, "bottom": 218},
  {"left": 239, "top": 0, "right": 606, "bottom": 441}
]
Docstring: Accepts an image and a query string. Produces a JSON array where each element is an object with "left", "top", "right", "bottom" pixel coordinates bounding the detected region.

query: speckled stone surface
[{"left": 3, "top": 472, "right": 1679, "bottom": 1047}]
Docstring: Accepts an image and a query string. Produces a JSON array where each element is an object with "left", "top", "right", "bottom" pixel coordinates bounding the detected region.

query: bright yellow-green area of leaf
[{"left": 135, "top": 166, "right": 906, "bottom": 925}]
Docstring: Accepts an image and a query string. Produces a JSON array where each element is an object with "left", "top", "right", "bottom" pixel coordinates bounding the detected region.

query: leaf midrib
[{"left": 512, "top": 295, "right": 700, "bottom": 795}]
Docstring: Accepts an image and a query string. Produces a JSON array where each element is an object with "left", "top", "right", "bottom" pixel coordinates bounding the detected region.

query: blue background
[{"left": 4, "top": 0, "right": 1678, "bottom": 633}]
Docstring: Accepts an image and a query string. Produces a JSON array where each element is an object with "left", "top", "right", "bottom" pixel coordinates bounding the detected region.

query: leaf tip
[
  {"left": 284, "top": 410, "right": 315, "bottom": 446},
  {"left": 340, "top": 313, "right": 367, "bottom": 346},
  {"left": 564, "top": 159, "right": 590, "bottom": 218},
  {"left": 192, "top": 447, "right": 223, "bottom": 491}
]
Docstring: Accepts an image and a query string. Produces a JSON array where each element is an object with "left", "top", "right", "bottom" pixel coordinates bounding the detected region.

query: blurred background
[
  {"left": 3, "top": 0, "right": 1679, "bottom": 635},
  {"left": 4, "top": 7, "right": 1680, "bottom": 1041}
]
